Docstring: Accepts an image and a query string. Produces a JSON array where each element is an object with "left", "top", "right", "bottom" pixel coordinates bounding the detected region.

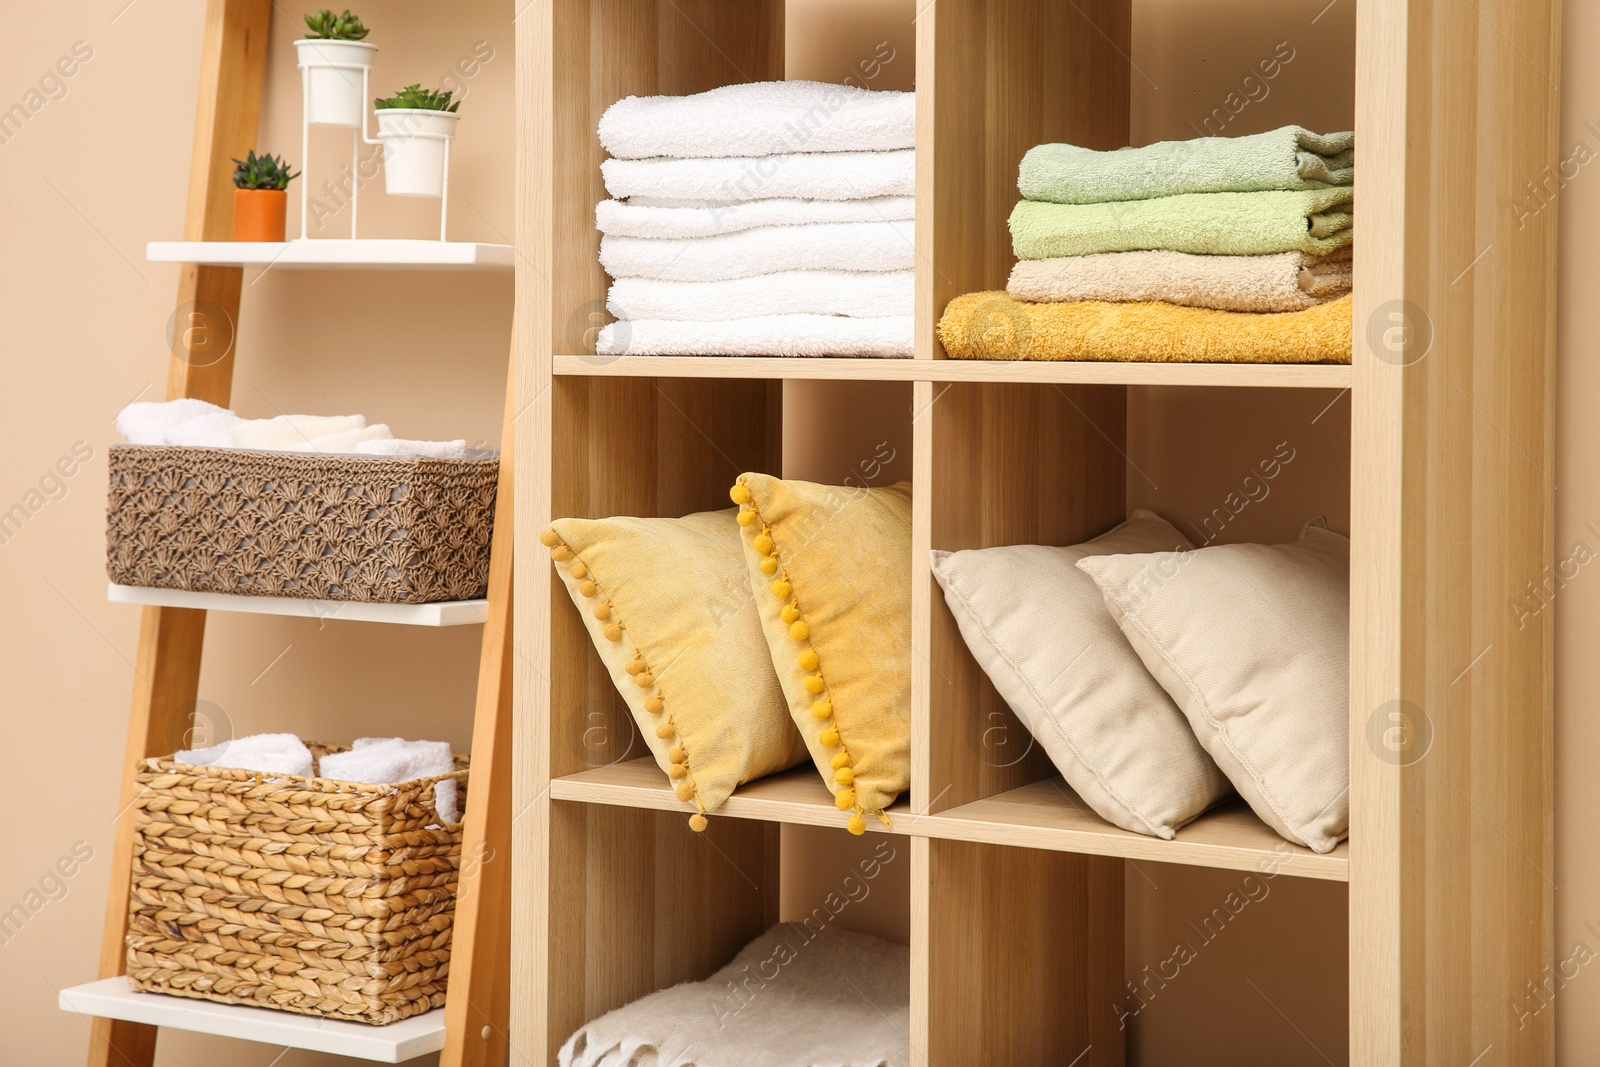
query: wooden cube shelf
[{"left": 513, "top": 0, "right": 1559, "bottom": 1064}]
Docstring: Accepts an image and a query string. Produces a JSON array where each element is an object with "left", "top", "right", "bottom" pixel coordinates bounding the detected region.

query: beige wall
[{"left": 0, "top": 0, "right": 1583, "bottom": 1064}]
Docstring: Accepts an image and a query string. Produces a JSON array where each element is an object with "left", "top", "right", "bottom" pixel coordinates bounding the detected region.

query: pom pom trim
[
  {"left": 545, "top": 526, "right": 709, "bottom": 828},
  {"left": 731, "top": 474, "right": 881, "bottom": 836}
]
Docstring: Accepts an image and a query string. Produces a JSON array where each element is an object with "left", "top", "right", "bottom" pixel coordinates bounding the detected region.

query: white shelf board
[
  {"left": 108, "top": 584, "right": 487, "bottom": 627},
  {"left": 146, "top": 239, "right": 514, "bottom": 270},
  {"left": 59, "top": 978, "right": 444, "bottom": 1063}
]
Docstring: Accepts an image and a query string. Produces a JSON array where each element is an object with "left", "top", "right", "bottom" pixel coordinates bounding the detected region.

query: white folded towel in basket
[
  {"left": 319, "top": 737, "right": 460, "bottom": 824},
  {"left": 608, "top": 271, "right": 913, "bottom": 322},
  {"left": 559, "top": 923, "right": 910, "bottom": 1067},
  {"left": 231, "top": 414, "right": 371, "bottom": 451},
  {"left": 602, "top": 149, "right": 916, "bottom": 203},
  {"left": 600, "top": 221, "right": 914, "bottom": 282},
  {"left": 596, "top": 315, "right": 914, "bottom": 359},
  {"left": 595, "top": 195, "right": 915, "bottom": 240},
  {"left": 116, "top": 401, "right": 475, "bottom": 459},
  {"left": 354, "top": 438, "right": 471, "bottom": 459},
  {"left": 173, "top": 733, "right": 315, "bottom": 778},
  {"left": 598, "top": 80, "right": 915, "bottom": 160},
  {"left": 117, "top": 399, "right": 236, "bottom": 448}
]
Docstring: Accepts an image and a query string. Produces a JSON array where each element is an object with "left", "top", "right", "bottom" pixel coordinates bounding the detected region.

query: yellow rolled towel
[{"left": 937, "top": 292, "right": 1351, "bottom": 365}]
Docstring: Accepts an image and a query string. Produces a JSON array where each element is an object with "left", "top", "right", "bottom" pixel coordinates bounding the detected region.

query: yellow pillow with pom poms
[
  {"left": 542, "top": 510, "right": 809, "bottom": 831},
  {"left": 730, "top": 474, "right": 913, "bottom": 834}
]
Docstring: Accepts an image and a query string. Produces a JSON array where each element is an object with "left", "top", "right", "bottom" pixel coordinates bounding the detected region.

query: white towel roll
[
  {"left": 117, "top": 399, "right": 233, "bottom": 447},
  {"left": 354, "top": 438, "right": 471, "bottom": 459},
  {"left": 231, "top": 414, "right": 368, "bottom": 451},
  {"left": 164, "top": 410, "right": 241, "bottom": 448},
  {"left": 319, "top": 737, "right": 460, "bottom": 823},
  {"left": 174, "top": 733, "right": 314, "bottom": 778}
]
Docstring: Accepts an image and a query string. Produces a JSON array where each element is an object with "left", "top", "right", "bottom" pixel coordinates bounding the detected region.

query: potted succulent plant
[
  {"left": 374, "top": 85, "right": 461, "bottom": 198},
  {"left": 294, "top": 9, "right": 376, "bottom": 127},
  {"left": 231, "top": 151, "right": 299, "bottom": 242}
]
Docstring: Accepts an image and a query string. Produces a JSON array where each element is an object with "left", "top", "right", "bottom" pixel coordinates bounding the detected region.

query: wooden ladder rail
[
  {"left": 441, "top": 355, "right": 516, "bottom": 1067},
  {"left": 84, "top": 2, "right": 513, "bottom": 1064}
]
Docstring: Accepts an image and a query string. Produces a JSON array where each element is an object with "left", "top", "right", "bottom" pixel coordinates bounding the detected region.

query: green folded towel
[
  {"left": 1009, "top": 188, "right": 1353, "bottom": 259},
  {"left": 1019, "top": 127, "right": 1354, "bottom": 204}
]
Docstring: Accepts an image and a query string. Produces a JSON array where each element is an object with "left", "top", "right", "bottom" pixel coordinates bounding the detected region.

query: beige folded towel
[
  {"left": 1008, "top": 248, "right": 1352, "bottom": 313},
  {"left": 559, "top": 923, "right": 910, "bottom": 1067}
]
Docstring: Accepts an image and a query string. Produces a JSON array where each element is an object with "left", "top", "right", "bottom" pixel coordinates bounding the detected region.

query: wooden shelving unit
[{"left": 513, "top": 0, "right": 1559, "bottom": 1064}]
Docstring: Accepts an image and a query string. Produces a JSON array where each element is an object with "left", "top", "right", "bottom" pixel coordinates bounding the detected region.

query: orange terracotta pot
[{"left": 233, "top": 188, "right": 287, "bottom": 242}]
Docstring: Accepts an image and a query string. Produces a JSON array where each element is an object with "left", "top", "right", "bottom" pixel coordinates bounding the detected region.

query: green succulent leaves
[
  {"left": 303, "top": 9, "right": 369, "bottom": 40},
  {"left": 374, "top": 84, "right": 460, "bottom": 113},
  {"left": 232, "top": 151, "right": 300, "bottom": 191}
]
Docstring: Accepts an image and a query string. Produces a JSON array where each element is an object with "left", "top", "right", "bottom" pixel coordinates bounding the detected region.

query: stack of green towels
[{"left": 937, "top": 126, "right": 1355, "bottom": 364}]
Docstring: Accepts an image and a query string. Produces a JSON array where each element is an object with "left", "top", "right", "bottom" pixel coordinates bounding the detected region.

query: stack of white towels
[
  {"left": 174, "top": 733, "right": 461, "bottom": 823},
  {"left": 595, "top": 80, "right": 915, "bottom": 359},
  {"left": 117, "top": 399, "right": 472, "bottom": 459}
]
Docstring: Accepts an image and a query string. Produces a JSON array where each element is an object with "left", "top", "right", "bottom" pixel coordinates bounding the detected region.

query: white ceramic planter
[
  {"left": 293, "top": 39, "right": 378, "bottom": 127},
  {"left": 376, "top": 109, "right": 460, "bottom": 198}
]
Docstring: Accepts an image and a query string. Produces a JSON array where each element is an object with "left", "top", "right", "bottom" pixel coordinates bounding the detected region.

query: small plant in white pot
[
  {"left": 294, "top": 9, "right": 375, "bottom": 127},
  {"left": 374, "top": 84, "right": 461, "bottom": 198}
]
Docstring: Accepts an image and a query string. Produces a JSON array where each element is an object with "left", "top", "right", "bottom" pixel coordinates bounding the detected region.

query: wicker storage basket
[
  {"left": 123, "top": 742, "right": 469, "bottom": 1025},
  {"left": 105, "top": 445, "right": 498, "bottom": 604}
]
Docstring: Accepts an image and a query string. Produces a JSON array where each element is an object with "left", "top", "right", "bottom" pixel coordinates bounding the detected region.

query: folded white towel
[
  {"left": 319, "top": 737, "right": 460, "bottom": 823},
  {"left": 601, "top": 221, "right": 914, "bottom": 282},
  {"left": 602, "top": 149, "right": 915, "bottom": 203},
  {"left": 354, "top": 438, "right": 471, "bottom": 459},
  {"left": 117, "top": 399, "right": 233, "bottom": 447},
  {"left": 599, "top": 80, "right": 915, "bottom": 160},
  {"left": 595, "top": 195, "right": 914, "bottom": 240},
  {"left": 559, "top": 923, "right": 910, "bottom": 1067},
  {"left": 597, "top": 315, "right": 914, "bottom": 358},
  {"left": 174, "top": 733, "right": 314, "bottom": 778},
  {"left": 231, "top": 414, "right": 368, "bottom": 451},
  {"left": 117, "top": 401, "right": 473, "bottom": 459},
  {"left": 609, "top": 271, "right": 913, "bottom": 322},
  {"left": 290, "top": 423, "right": 393, "bottom": 454},
  {"left": 164, "top": 410, "right": 241, "bottom": 448}
]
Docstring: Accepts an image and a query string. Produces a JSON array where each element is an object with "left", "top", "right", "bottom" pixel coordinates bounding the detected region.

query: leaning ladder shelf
[{"left": 66, "top": 3, "right": 513, "bottom": 1066}]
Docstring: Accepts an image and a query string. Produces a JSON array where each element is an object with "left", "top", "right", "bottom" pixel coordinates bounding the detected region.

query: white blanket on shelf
[
  {"left": 602, "top": 149, "right": 915, "bottom": 203},
  {"left": 600, "top": 221, "right": 914, "bottom": 282},
  {"left": 608, "top": 271, "right": 913, "bottom": 322},
  {"left": 598, "top": 80, "right": 915, "bottom": 160},
  {"left": 596, "top": 315, "right": 914, "bottom": 358},
  {"left": 596, "top": 196, "right": 915, "bottom": 240},
  {"left": 559, "top": 923, "right": 910, "bottom": 1067}
]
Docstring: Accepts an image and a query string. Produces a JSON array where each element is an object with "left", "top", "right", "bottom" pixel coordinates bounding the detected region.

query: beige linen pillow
[
  {"left": 1076, "top": 523, "right": 1350, "bottom": 852},
  {"left": 930, "top": 510, "right": 1232, "bottom": 839},
  {"left": 542, "top": 510, "right": 808, "bottom": 830}
]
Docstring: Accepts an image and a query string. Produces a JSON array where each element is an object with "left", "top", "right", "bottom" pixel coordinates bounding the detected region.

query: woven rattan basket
[
  {"left": 123, "top": 742, "right": 469, "bottom": 1025},
  {"left": 105, "top": 445, "right": 498, "bottom": 604}
]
